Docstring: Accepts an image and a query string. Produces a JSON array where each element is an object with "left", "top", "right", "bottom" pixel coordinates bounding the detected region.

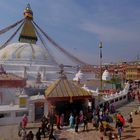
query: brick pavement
[
  {"left": 120, "top": 114, "right": 140, "bottom": 140},
  {"left": 0, "top": 123, "right": 108, "bottom": 140},
  {"left": 53, "top": 124, "right": 108, "bottom": 140}
]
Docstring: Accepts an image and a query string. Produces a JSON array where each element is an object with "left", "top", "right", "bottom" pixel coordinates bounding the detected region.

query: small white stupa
[{"left": 102, "top": 70, "right": 111, "bottom": 81}]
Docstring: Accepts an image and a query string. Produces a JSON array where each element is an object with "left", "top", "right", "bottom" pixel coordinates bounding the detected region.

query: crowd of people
[
  {"left": 17, "top": 106, "right": 136, "bottom": 140},
  {"left": 128, "top": 82, "right": 140, "bottom": 102},
  {"left": 18, "top": 113, "right": 56, "bottom": 140}
]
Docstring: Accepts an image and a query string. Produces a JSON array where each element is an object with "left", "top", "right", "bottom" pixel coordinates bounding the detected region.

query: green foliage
[
  {"left": 104, "top": 77, "right": 122, "bottom": 89},
  {"left": 111, "top": 77, "right": 122, "bottom": 89}
]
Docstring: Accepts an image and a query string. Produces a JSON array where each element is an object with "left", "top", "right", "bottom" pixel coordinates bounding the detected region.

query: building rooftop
[
  {"left": 0, "top": 73, "right": 24, "bottom": 80},
  {"left": 45, "top": 77, "right": 92, "bottom": 101},
  {"left": 0, "top": 72, "right": 26, "bottom": 87}
]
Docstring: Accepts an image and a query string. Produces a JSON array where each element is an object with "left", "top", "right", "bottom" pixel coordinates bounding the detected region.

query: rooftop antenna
[{"left": 136, "top": 53, "right": 139, "bottom": 61}]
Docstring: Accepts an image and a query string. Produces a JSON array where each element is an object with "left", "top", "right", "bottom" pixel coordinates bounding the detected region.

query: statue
[{"left": 36, "top": 72, "right": 41, "bottom": 83}]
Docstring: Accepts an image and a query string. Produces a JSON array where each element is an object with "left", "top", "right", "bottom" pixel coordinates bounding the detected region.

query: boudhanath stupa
[
  {"left": 0, "top": 4, "right": 48, "bottom": 81},
  {"left": 0, "top": 4, "right": 86, "bottom": 82}
]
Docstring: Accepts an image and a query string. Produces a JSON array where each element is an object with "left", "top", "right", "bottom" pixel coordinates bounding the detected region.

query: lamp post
[{"left": 99, "top": 42, "right": 103, "bottom": 95}]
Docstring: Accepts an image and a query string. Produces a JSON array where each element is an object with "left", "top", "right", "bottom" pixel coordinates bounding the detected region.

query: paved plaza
[
  {"left": 0, "top": 122, "right": 108, "bottom": 140},
  {"left": 0, "top": 100, "right": 140, "bottom": 140}
]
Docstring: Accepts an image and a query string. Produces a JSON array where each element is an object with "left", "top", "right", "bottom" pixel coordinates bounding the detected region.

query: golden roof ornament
[{"left": 24, "top": 3, "right": 33, "bottom": 19}]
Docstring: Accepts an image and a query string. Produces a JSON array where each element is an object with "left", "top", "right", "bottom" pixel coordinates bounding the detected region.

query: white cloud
[{"left": 80, "top": 21, "right": 140, "bottom": 42}]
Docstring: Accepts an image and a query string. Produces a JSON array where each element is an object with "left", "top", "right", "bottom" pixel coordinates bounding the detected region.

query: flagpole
[{"left": 99, "top": 42, "right": 103, "bottom": 96}]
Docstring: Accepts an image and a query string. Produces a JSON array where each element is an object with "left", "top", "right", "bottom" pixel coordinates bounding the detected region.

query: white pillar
[{"left": 28, "top": 103, "right": 35, "bottom": 122}]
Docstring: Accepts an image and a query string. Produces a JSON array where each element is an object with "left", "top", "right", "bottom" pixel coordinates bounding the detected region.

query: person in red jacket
[
  {"left": 116, "top": 113, "right": 125, "bottom": 139},
  {"left": 21, "top": 114, "right": 28, "bottom": 128},
  {"left": 55, "top": 113, "right": 60, "bottom": 130}
]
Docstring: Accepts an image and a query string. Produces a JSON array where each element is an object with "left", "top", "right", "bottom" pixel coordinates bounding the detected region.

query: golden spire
[
  {"left": 24, "top": 3, "right": 33, "bottom": 20},
  {"left": 19, "top": 4, "right": 37, "bottom": 44}
]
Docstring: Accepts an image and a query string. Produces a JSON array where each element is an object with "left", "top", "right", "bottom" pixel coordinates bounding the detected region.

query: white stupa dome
[
  {"left": 102, "top": 70, "right": 111, "bottom": 81},
  {"left": 0, "top": 43, "right": 47, "bottom": 65}
]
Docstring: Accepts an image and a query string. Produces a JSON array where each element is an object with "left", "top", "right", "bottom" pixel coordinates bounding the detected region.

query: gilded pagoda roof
[{"left": 45, "top": 78, "right": 92, "bottom": 100}]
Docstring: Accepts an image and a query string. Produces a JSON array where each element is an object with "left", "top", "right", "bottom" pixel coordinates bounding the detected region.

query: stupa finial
[
  {"left": 24, "top": 3, "right": 33, "bottom": 19},
  {"left": 19, "top": 4, "right": 37, "bottom": 44}
]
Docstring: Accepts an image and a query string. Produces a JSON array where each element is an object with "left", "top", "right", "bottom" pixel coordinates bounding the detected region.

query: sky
[{"left": 0, "top": 0, "right": 140, "bottom": 65}]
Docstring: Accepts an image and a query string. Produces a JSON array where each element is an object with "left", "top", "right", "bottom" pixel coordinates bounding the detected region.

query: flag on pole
[
  {"left": 99, "top": 41, "right": 103, "bottom": 58},
  {"left": 100, "top": 49, "right": 102, "bottom": 59}
]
